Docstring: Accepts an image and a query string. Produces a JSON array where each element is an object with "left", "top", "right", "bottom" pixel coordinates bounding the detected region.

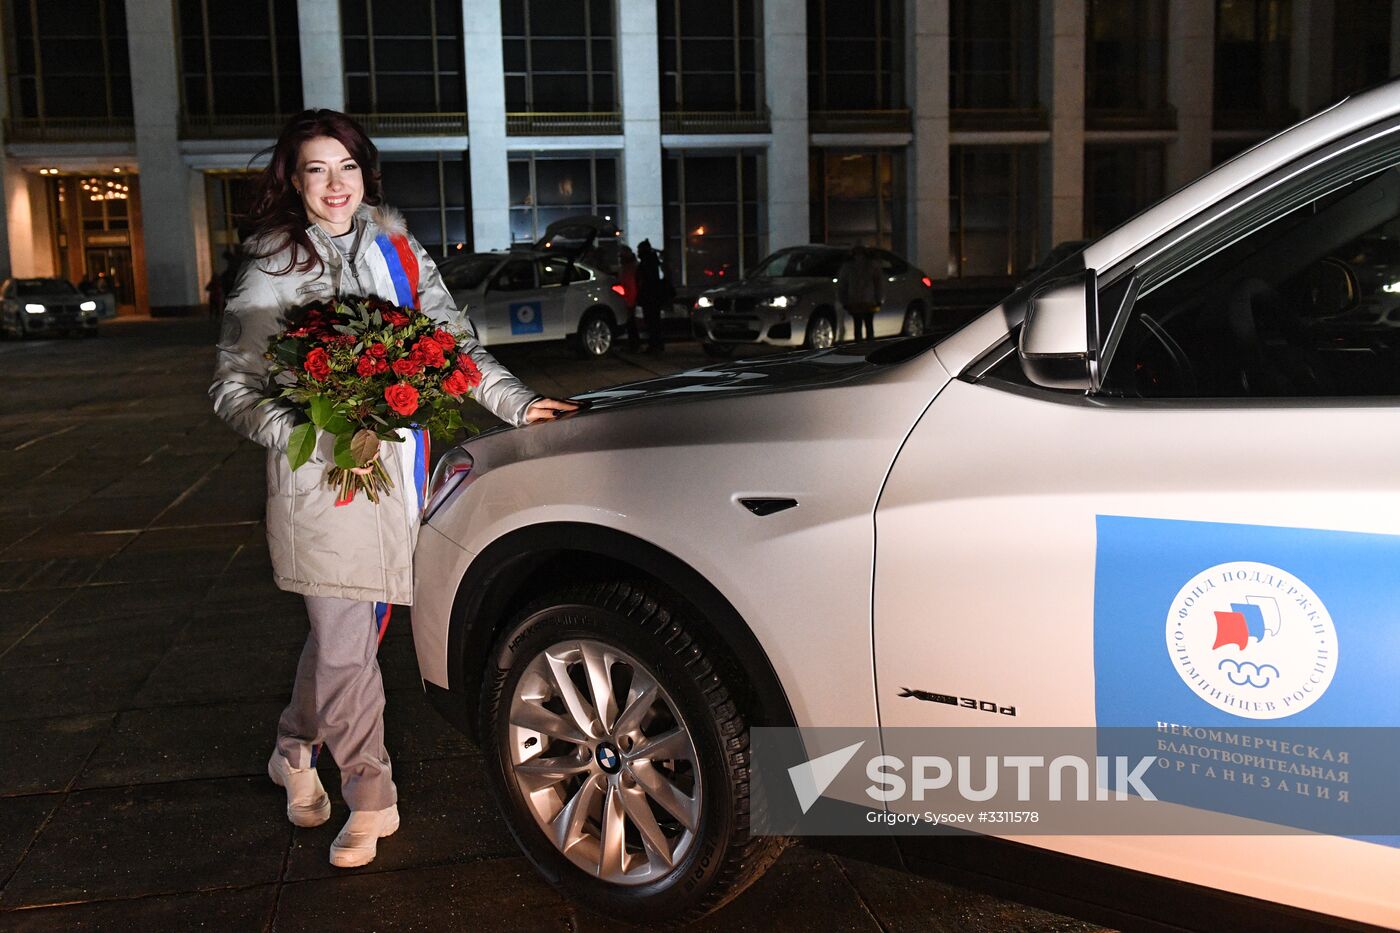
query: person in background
[
  {"left": 635, "top": 239, "right": 671, "bottom": 354},
  {"left": 838, "top": 243, "right": 884, "bottom": 342},
  {"left": 206, "top": 273, "right": 225, "bottom": 318},
  {"left": 618, "top": 244, "right": 640, "bottom": 351}
]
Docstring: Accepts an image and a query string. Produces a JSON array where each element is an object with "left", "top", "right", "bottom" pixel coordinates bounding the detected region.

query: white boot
[
  {"left": 267, "top": 751, "right": 331, "bottom": 828},
  {"left": 329, "top": 804, "right": 400, "bottom": 868}
]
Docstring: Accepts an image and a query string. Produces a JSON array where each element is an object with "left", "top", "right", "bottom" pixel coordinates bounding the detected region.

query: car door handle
[{"left": 738, "top": 497, "right": 798, "bottom": 516}]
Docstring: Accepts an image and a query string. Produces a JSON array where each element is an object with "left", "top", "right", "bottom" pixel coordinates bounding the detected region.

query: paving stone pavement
[{"left": 0, "top": 319, "right": 1108, "bottom": 932}]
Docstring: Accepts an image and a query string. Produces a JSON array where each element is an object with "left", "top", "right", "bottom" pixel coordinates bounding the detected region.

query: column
[
  {"left": 618, "top": 0, "right": 663, "bottom": 248},
  {"left": 1042, "top": 0, "right": 1084, "bottom": 247},
  {"left": 297, "top": 0, "right": 346, "bottom": 110},
  {"left": 764, "top": 0, "right": 810, "bottom": 252},
  {"left": 0, "top": 25, "right": 11, "bottom": 281},
  {"left": 1290, "top": 0, "right": 1335, "bottom": 118},
  {"left": 906, "top": 0, "right": 950, "bottom": 278},
  {"left": 1166, "top": 0, "right": 1214, "bottom": 191},
  {"left": 464, "top": 0, "right": 511, "bottom": 251},
  {"left": 128, "top": 0, "right": 201, "bottom": 314},
  {"left": 1392, "top": 0, "right": 1400, "bottom": 76}
]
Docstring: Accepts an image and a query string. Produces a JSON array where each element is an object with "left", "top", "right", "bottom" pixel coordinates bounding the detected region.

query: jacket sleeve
[
  {"left": 209, "top": 259, "right": 300, "bottom": 452},
  {"left": 412, "top": 235, "right": 542, "bottom": 427}
]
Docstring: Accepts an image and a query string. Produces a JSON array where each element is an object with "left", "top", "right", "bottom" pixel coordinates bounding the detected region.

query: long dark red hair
[{"left": 244, "top": 110, "right": 383, "bottom": 275}]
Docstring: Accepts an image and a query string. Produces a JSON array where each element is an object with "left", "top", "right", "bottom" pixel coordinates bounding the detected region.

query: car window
[
  {"left": 1105, "top": 160, "right": 1400, "bottom": 399},
  {"left": 876, "top": 251, "right": 909, "bottom": 275},
  {"left": 752, "top": 250, "right": 845, "bottom": 278},
  {"left": 537, "top": 259, "right": 571, "bottom": 287},
  {"left": 492, "top": 259, "right": 536, "bottom": 292},
  {"left": 15, "top": 279, "right": 77, "bottom": 297},
  {"left": 442, "top": 256, "right": 498, "bottom": 291},
  {"left": 567, "top": 263, "right": 592, "bottom": 283}
]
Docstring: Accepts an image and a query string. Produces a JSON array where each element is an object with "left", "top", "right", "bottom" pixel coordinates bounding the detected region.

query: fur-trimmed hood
[{"left": 348, "top": 202, "right": 407, "bottom": 238}]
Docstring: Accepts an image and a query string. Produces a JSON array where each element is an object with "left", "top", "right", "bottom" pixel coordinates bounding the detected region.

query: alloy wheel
[
  {"left": 903, "top": 308, "right": 925, "bottom": 336},
  {"left": 582, "top": 316, "right": 613, "bottom": 356},
  {"left": 507, "top": 638, "right": 703, "bottom": 885},
  {"left": 809, "top": 315, "right": 835, "bottom": 349}
]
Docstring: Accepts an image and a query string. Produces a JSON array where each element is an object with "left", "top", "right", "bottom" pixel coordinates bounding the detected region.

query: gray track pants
[{"left": 276, "top": 595, "right": 397, "bottom": 811}]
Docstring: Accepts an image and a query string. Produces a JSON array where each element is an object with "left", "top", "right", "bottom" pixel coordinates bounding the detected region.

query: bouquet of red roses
[{"left": 263, "top": 296, "right": 483, "bottom": 504}]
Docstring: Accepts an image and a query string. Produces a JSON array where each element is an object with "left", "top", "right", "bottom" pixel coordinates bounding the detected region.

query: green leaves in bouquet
[
  {"left": 335, "top": 428, "right": 383, "bottom": 469},
  {"left": 287, "top": 422, "right": 317, "bottom": 471},
  {"left": 307, "top": 395, "right": 351, "bottom": 435}
]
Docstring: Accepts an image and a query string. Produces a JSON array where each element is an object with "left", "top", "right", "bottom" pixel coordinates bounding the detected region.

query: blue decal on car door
[{"left": 510, "top": 301, "right": 543, "bottom": 335}]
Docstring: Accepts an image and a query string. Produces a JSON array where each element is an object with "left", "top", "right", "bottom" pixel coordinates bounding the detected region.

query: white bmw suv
[{"left": 412, "top": 80, "right": 1400, "bottom": 929}]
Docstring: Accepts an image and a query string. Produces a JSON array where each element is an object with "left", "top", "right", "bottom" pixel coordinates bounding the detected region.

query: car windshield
[
  {"left": 751, "top": 250, "right": 845, "bottom": 279},
  {"left": 15, "top": 279, "right": 78, "bottom": 297},
  {"left": 440, "top": 257, "right": 499, "bottom": 291}
]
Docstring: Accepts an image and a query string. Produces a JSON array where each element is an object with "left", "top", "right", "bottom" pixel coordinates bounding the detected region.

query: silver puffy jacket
[{"left": 210, "top": 205, "right": 540, "bottom": 604}]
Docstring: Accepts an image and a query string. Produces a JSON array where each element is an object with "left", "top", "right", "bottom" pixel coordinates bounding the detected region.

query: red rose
[
  {"left": 441, "top": 369, "right": 472, "bottom": 398},
  {"left": 367, "top": 342, "right": 387, "bottom": 358},
  {"left": 455, "top": 353, "right": 483, "bottom": 389},
  {"left": 433, "top": 329, "right": 456, "bottom": 350},
  {"left": 383, "top": 310, "right": 410, "bottom": 326},
  {"left": 414, "top": 338, "right": 446, "bottom": 368},
  {"left": 384, "top": 382, "right": 419, "bottom": 416},
  {"left": 375, "top": 358, "right": 389, "bottom": 374},
  {"left": 392, "top": 357, "right": 424, "bottom": 377},
  {"left": 304, "top": 347, "right": 331, "bottom": 381},
  {"left": 355, "top": 355, "right": 376, "bottom": 378}
]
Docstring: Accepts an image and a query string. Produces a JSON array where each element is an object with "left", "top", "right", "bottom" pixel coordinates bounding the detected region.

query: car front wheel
[
  {"left": 479, "top": 581, "right": 786, "bottom": 925},
  {"left": 804, "top": 311, "right": 837, "bottom": 349}
]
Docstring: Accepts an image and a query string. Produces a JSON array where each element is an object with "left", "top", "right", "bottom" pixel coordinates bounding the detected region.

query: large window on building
[
  {"left": 1214, "top": 0, "right": 1293, "bottom": 126},
  {"left": 380, "top": 155, "right": 470, "bottom": 259},
  {"left": 949, "top": 145, "right": 1040, "bottom": 277},
  {"left": 508, "top": 153, "right": 619, "bottom": 243},
  {"left": 950, "top": 0, "right": 1041, "bottom": 116},
  {"left": 3, "top": 0, "right": 131, "bottom": 132},
  {"left": 1085, "top": 0, "right": 1168, "bottom": 123},
  {"left": 341, "top": 0, "right": 465, "bottom": 116},
  {"left": 809, "top": 149, "right": 901, "bottom": 252},
  {"left": 658, "top": 0, "right": 762, "bottom": 115},
  {"left": 663, "top": 151, "right": 762, "bottom": 286},
  {"left": 1333, "top": 0, "right": 1391, "bottom": 99},
  {"left": 807, "top": 0, "right": 902, "bottom": 113},
  {"left": 1083, "top": 144, "right": 1165, "bottom": 238},
  {"left": 177, "top": 0, "right": 302, "bottom": 128},
  {"left": 502, "top": 0, "right": 615, "bottom": 115}
]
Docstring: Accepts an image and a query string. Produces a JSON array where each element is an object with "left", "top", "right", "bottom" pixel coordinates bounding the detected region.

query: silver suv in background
[
  {"left": 691, "top": 245, "right": 936, "bottom": 356},
  {"left": 439, "top": 250, "right": 631, "bottom": 359}
]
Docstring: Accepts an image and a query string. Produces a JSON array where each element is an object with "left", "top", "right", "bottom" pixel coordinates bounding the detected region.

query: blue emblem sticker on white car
[
  {"left": 509, "top": 301, "right": 543, "bottom": 335},
  {"left": 1093, "top": 515, "right": 1400, "bottom": 841}
]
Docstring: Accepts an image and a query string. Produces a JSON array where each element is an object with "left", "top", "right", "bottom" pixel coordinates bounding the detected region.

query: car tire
[
  {"left": 701, "top": 342, "right": 735, "bottom": 359},
  {"left": 572, "top": 308, "right": 615, "bottom": 359},
  {"left": 901, "top": 303, "right": 927, "bottom": 337},
  {"left": 804, "top": 310, "right": 837, "bottom": 349},
  {"left": 478, "top": 581, "right": 788, "bottom": 926}
]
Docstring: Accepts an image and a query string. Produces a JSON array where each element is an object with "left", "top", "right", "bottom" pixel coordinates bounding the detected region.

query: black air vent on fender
[{"left": 739, "top": 497, "right": 798, "bottom": 516}]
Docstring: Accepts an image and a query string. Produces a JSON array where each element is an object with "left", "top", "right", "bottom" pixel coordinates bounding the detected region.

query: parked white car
[
  {"left": 411, "top": 80, "right": 1400, "bottom": 929},
  {"left": 438, "top": 250, "right": 630, "bottom": 358}
]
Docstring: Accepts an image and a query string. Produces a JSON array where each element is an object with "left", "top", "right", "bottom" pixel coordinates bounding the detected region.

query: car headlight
[
  {"left": 24, "top": 303, "right": 45, "bottom": 314},
  {"left": 424, "top": 447, "right": 474, "bottom": 521},
  {"left": 760, "top": 295, "right": 798, "bottom": 309},
  {"left": 694, "top": 295, "right": 714, "bottom": 310},
  {"left": 80, "top": 300, "right": 97, "bottom": 312}
]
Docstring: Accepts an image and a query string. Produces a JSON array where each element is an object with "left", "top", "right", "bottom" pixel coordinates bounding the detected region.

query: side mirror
[{"left": 1018, "top": 269, "right": 1098, "bottom": 391}]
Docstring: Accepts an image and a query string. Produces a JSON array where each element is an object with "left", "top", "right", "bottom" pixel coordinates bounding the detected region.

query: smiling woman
[{"left": 209, "top": 108, "right": 578, "bottom": 874}]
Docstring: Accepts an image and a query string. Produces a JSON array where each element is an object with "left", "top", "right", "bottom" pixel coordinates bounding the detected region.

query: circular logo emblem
[
  {"left": 595, "top": 742, "right": 621, "bottom": 773},
  {"left": 514, "top": 304, "right": 535, "bottom": 323},
  {"left": 1165, "top": 561, "right": 1338, "bottom": 719}
]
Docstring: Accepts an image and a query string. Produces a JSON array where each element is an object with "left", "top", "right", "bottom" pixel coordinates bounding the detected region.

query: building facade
[{"left": 1, "top": 0, "right": 1397, "bottom": 314}]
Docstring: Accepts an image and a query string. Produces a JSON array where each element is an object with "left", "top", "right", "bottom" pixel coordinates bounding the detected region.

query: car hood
[
  {"left": 567, "top": 336, "right": 938, "bottom": 414},
  {"left": 703, "top": 277, "right": 829, "bottom": 299}
]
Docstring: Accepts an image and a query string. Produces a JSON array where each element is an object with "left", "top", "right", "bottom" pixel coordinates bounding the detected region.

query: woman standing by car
[{"left": 209, "top": 110, "right": 577, "bottom": 868}]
